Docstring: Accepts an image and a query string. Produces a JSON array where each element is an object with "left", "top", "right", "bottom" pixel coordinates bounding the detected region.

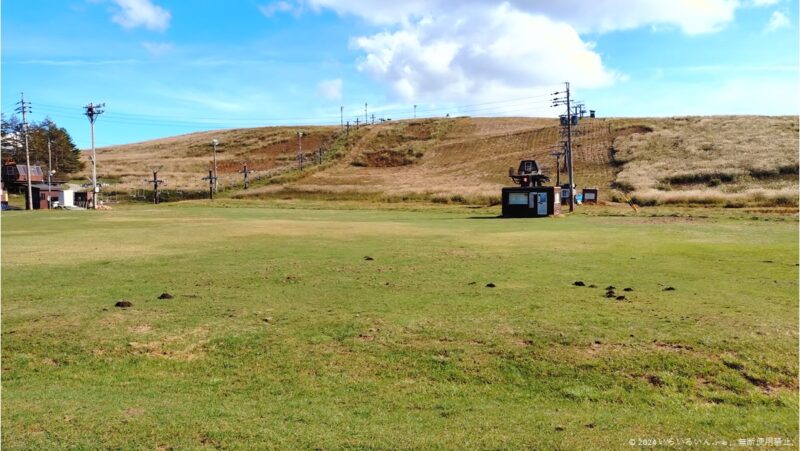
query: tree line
[{"left": 1, "top": 114, "right": 84, "bottom": 176}]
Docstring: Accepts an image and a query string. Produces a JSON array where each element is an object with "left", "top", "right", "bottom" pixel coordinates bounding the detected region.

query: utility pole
[
  {"left": 340, "top": 106, "right": 344, "bottom": 130},
  {"left": 414, "top": 104, "right": 417, "bottom": 118},
  {"left": 146, "top": 166, "right": 164, "bottom": 204},
  {"left": 370, "top": 113, "right": 375, "bottom": 125},
  {"left": 565, "top": 83, "right": 574, "bottom": 213},
  {"left": 238, "top": 162, "right": 253, "bottom": 189},
  {"left": 211, "top": 139, "right": 219, "bottom": 193},
  {"left": 364, "top": 102, "right": 368, "bottom": 125},
  {"left": 16, "top": 93, "right": 33, "bottom": 210},
  {"left": 355, "top": 117, "right": 360, "bottom": 129},
  {"left": 47, "top": 138, "right": 53, "bottom": 209},
  {"left": 552, "top": 82, "right": 575, "bottom": 212},
  {"left": 84, "top": 102, "right": 105, "bottom": 209},
  {"left": 297, "top": 131, "right": 304, "bottom": 170},
  {"left": 201, "top": 170, "right": 217, "bottom": 200},
  {"left": 549, "top": 150, "right": 563, "bottom": 186}
]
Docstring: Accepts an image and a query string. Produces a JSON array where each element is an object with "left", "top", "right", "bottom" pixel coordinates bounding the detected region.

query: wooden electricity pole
[
  {"left": 549, "top": 150, "right": 563, "bottom": 187},
  {"left": 201, "top": 170, "right": 217, "bottom": 200},
  {"left": 238, "top": 162, "right": 254, "bottom": 189},
  {"left": 552, "top": 82, "right": 575, "bottom": 212},
  {"left": 565, "top": 83, "right": 575, "bottom": 212},
  {"left": 15, "top": 93, "right": 33, "bottom": 210},
  {"left": 146, "top": 167, "right": 165, "bottom": 204},
  {"left": 84, "top": 101, "right": 105, "bottom": 209}
]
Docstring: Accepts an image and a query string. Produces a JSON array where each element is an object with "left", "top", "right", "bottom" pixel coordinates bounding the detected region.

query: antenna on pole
[
  {"left": 15, "top": 93, "right": 33, "bottom": 210},
  {"left": 84, "top": 101, "right": 105, "bottom": 209}
]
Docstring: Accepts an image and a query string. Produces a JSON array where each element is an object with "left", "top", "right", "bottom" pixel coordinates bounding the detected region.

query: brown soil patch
[
  {"left": 127, "top": 326, "right": 210, "bottom": 361},
  {"left": 123, "top": 407, "right": 145, "bottom": 419},
  {"left": 654, "top": 342, "right": 692, "bottom": 351},
  {"left": 128, "top": 324, "right": 152, "bottom": 333},
  {"left": 356, "top": 148, "right": 419, "bottom": 167}
]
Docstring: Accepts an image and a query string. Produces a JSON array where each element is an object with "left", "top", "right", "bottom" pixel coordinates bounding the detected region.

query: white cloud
[
  {"left": 259, "top": 1, "right": 297, "bottom": 17},
  {"left": 751, "top": 0, "right": 780, "bottom": 6},
  {"left": 141, "top": 41, "right": 173, "bottom": 57},
  {"left": 264, "top": 1, "right": 754, "bottom": 107},
  {"left": 350, "top": 3, "right": 618, "bottom": 103},
  {"left": 302, "top": 0, "right": 740, "bottom": 34},
  {"left": 110, "top": 0, "right": 171, "bottom": 32},
  {"left": 765, "top": 11, "right": 790, "bottom": 31},
  {"left": 317, "top": 78, "right": 343, "bottom": 100}
]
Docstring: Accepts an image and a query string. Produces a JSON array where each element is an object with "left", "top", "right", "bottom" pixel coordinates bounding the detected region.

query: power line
[
  {"left": 28, "top": 90, "right": 561, "bottom": 126},
  {"left": 33, "top": 98, "right": 555, "bottom": 127}
]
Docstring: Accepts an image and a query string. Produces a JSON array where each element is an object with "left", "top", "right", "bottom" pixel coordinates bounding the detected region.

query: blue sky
[{"left": 2, "top": 0, "right": 798, "bottom": 148}]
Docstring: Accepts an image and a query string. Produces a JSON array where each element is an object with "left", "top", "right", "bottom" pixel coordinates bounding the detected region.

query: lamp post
[{"left": 211, "top": 139, "right": 219, "bottom": 193}]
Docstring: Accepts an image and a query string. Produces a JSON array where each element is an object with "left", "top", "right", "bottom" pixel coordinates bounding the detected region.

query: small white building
[{"left": 58, "top": 189, "right": 74, "bottom": 208}]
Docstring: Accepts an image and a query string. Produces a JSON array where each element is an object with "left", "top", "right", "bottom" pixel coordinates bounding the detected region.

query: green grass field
[{"left": 2, "top": 203, "right": 798, "bottom": 449}]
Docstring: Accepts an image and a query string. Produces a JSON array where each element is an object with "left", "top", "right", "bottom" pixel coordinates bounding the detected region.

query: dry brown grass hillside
[
  {"left": 86, "top": 116, "right": 798, "bottom": 206},
  {"left": 82, "top": 125, "right": 340, "bottom": 193}
]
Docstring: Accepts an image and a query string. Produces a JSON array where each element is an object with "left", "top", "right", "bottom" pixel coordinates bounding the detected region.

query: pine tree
[
  {"left": 1, "top": 113, "right": 24, "bottom": 163},
  {"left": 1, "top": 114, "right": 84, "bottom": 176}
]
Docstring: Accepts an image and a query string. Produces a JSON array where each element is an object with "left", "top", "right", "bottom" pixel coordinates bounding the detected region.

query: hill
[{"left": 84, "top": 116, "right": 798, "bottom": 207}]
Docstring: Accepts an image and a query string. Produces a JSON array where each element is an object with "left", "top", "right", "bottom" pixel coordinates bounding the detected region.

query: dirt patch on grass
[
  {"left": 654, "top": 341, "right": 692, "bottom": 351},
  {"left": 127, "top": 326, "right": 210, "bottom": 361},
  {"left": 123, "top": 407, "right": 145, "bottom": 419},
  {"left": 584, "top": 342, "right": 629, "bottom": 357},
  {"left": 353, "top": 148, "right": 421, "bottom": 167},
  {"left": 645, "top": 374, "right": 664, "bottom": 387},
  {"left": 514, "top": 339, "right": 534, "bottom": 347},
  {"left": 128, "top": 324, "right": 152, "bottom": 333}
]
